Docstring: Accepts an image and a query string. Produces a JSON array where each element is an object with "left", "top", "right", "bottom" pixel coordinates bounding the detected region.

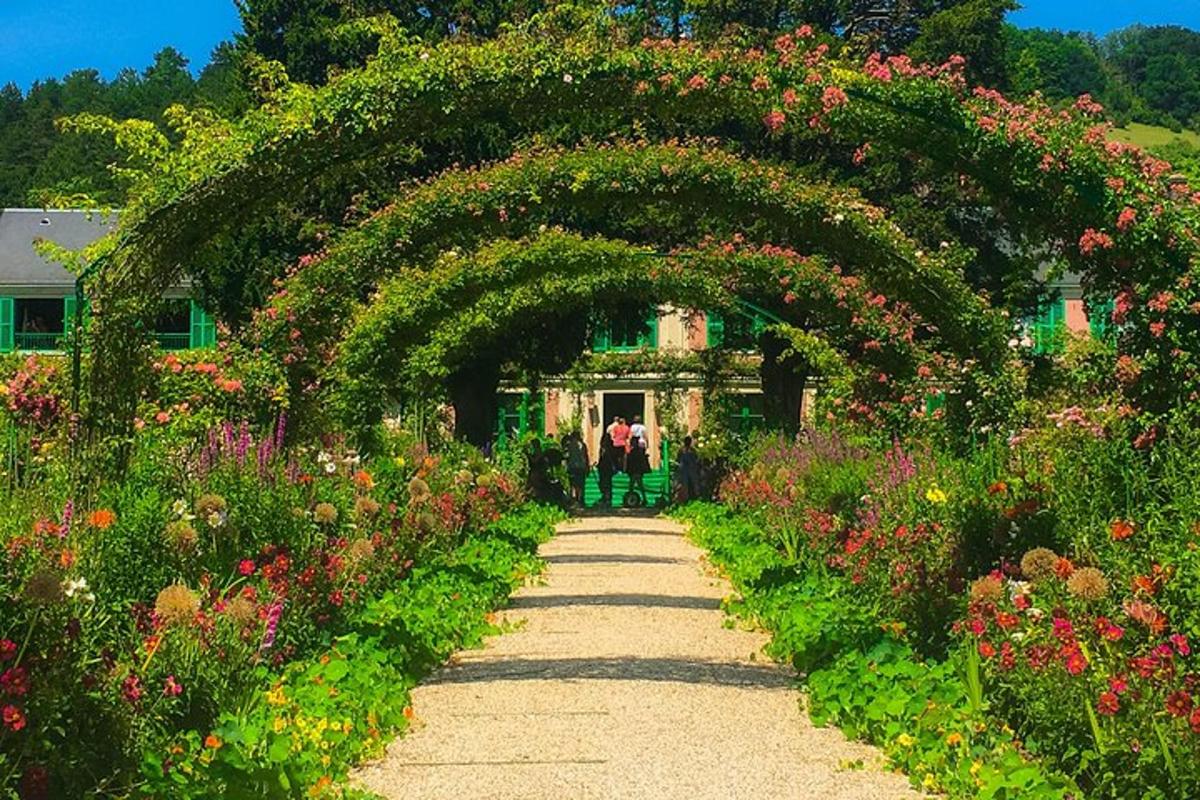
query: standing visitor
[
  {"left": 611, "top": 416, "right": 631, "bottom": 472},
  {"left": 676, "top": 435, "right": 702, "bottom": 501},
  {"left": 625, "top": 427, "right": 650, "bottom": 502},
  {"left": 629, "top": 415, "right": 647, "bottom": 450},
  {"left": 563, "top": 431, "right": 590, "bottom": 507},
  {"left": 597, "top": 432, "right": 618, "bottom": 507}
]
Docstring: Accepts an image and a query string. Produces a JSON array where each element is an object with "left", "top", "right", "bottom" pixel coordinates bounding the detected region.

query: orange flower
[
  {"left": 1054, "top": 557, "right": 1074, "bottom": 579},
  {"left": 88, "top": 509, "right": 116, "bottom": 530},
  {"left": 59, "top": 549, "right": 76, "bottom": 569},
  {"left": 353, "top": 470, "right": 374, "bottom": 490},
  {"left": 987, "top": 481, "right": 1008, "bottom": 495},
  {"left": 204, "top": 734, "right": 222, "bottom": 750},
  {"left": 1110, "top": 519, "right": 1135, "bottom": 541},
  {"left": 403, "top": 706, "right": 415, "bottom": 720}
]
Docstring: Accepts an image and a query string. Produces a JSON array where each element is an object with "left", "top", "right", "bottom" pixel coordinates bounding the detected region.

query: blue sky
[
  {"left": 1011, "top": 0, "right": 1200, "bottom": 36},
  {"left": 0, "top": 1, "right": 240, "bottom": 90},
  {"left": 2, "top": 1, "right": 1200, "bottom": 91}
]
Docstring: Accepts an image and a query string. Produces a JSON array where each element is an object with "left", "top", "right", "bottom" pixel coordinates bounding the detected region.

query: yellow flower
[
  {"left": 922, "top": 774, "right": 938, "bottom": 791},
  {"left": 273, "top": 716, "right": 288, "bottom": 734},
  {"left": 266, "top": 685, "right": 287, "bottom": 706},
  {"left": 896, "top": 733, "right": 915, "bottom": 748},
  {"left": 970, "top": 761, "right": 983, "bottom": 777},
  {"left": 925, "top": 486, "right": 948, "bottom": 504}
]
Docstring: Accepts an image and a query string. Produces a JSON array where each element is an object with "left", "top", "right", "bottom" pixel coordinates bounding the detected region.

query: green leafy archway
[
  {"left": 251, "top": 141, "right": 1003, "bottom": 385},
  {"left": 329, "top": 229, "right": 942, "bottom": 441},
  {"left": 82, "top": 11, "right": 1200, "bottom": 440}
]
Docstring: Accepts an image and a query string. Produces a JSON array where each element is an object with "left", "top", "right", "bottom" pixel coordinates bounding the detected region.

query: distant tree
[
  {"left": 233, "top": 0, "right": 552, "bottom": 85},
  {"left": 908, "top": 0, "right": 1017, "bottom": 85}
]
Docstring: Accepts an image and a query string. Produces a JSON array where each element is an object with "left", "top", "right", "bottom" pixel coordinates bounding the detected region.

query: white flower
[
  {"left": 420, "top": 51, "right": 430, "bottom": 61},
  {"left": 65, "top": 577, "right": 93, "bottom": 602},
  {"left": 172, "top": 499, "right": 195, "bottom": 521},
  {"left": 563, "top": 73, "right": 574, "bottom": 83},
  {"left": 1007, "top": 338, "right": 1019, "bottom": 349},
  {"left": 324, "top": 461, "right": 337, "bottom": 475},
  {"left": 317, "top": 451, "right": 332, "bottom": 464},
  {"left": 208, "top": 511, "right": 226, "bottom": 528}
]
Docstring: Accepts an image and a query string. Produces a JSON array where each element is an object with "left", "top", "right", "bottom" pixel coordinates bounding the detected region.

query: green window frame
[
  {"left": 592, "top": 311, "right": 658, "bottom": 353},
  {"left": 729, "top": 394, "right": 767, "bottom": 434},
  {"left": 707, "top": 309, "right": 765, "bottom": 350},
  {"left": 495, "top": 391, "right": 545, "bottom": 440}
]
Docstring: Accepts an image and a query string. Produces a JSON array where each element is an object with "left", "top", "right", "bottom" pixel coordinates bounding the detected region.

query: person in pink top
[{"left": 609, "top": 416, "right": 630, "bottom": 471}]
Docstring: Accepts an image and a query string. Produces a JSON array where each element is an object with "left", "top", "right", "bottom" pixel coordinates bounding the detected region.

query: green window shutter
[
  {"left": 1033, "top": 295, "right": 1065, "bottom": 355},
  {"left": 591, "top": 322, "right": 610, "bottom": 353},
  {"left": 1089, "top": 298, "right": 1115, "bottom": 339},
  {"left": 62, "top": 295, "right": 87, "bottom": 339},
  {"left": 0, "top": 298, "right": 12, "bottom": 353},
  {"left": 189, "top": 301, "right": 217, "bottom": 348},
  {"left": 706, "top": 311, "right": 725, "bottom": 348},
  {"left": 642, "top": 312, "right": 659, "bottom": 350},
  {"left": 525, "top": 391, "right": 545, "bottom": 436}
]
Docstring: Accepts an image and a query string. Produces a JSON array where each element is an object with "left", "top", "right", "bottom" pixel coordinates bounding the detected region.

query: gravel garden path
[{"left": 357, "top": 514, "right": 918, "bottom": 800}]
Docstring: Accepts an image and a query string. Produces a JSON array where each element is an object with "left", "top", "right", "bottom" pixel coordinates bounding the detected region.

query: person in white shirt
[{"left": 629, "top": 415, "right": 648, "bottom": 449}]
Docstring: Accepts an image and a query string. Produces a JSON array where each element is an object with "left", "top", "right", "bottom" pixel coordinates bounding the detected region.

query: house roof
[{"left": 0, "top": 209, "right": 117, "bottom": 290}]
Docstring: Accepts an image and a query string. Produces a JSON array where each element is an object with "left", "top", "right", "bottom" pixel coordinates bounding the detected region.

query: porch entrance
[
  {"left": 601, "top": 392, "right": 645, "bottom": 432},
  {"left": 585, "top": 391, "right": 671, "bottom": 508}
]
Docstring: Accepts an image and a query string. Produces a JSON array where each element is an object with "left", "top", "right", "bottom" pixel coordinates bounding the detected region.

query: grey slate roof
[{"left": 0, "top": 209, "right": 116, "bottom": 293}]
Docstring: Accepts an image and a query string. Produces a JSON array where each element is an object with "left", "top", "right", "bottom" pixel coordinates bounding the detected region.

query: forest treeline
[{"left": 3, "top": 1, "right": 1199, "bottom": 208}]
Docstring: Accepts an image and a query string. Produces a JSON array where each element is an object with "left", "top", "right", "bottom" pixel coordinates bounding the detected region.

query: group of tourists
[
  {"left": 594, "top": 415, "right": 651, "bottom": 506},
  {"left": 527, "top": 417, "right": 705, "bottom": 508}
]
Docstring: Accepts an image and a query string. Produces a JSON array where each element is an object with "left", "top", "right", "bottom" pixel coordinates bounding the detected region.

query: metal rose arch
[{"left": 81, "top": 12, "right": 1200, "bottom": 450}]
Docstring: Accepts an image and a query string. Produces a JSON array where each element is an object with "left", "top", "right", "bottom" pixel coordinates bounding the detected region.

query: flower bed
[
  {"left": 0, "top": 413, "right": 560, "bottom": 799},
  {"left": 696, "top": 414, "right": 1200, "bottom": 798}
]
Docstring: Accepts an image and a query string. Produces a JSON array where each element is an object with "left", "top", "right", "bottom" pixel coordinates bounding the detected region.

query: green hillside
[{"left": 1109, "top": 122, "right": 1200, "bottom": 150}]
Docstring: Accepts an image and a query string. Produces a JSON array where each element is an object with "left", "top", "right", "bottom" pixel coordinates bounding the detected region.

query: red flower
[
  {"left": 1052, "top": 617, "right": 1075, "bottom": 642},
  {"left": 763, "top": 110, "right": 787, "bottom": 132},
  {"left": 1097, "top": 691, "right": 1120, "bottom": 716},
  {"left": 163, "top": 676, "right": 183, "bottom": 697},
  {"left": 1, "top": 667, "right": 28, "bottom": 697},
  {"left": 1116, "top": 207, "right": 1137, "bottom": 232},
  {"left": 2, "top": 704, "right": 25, "bottom": 731},
  {"left": 999, "top": 641, "right": 1016, "bottom": 671},
  {"left": 978, "top": 641, "right": 996, "bottom": 659},
  {"left": 1054, "top": 557, "right": 1074, "bottom": 578},
  {"left": 995, "top": 612, "right": 1019, "bottom": 630},
  {"left": 1079, "top": 228, "right": 1114, "bottom": 256},
  {"left": 122, "top": 675, "right": 142, "bottom": 705},
  {"left": 1109, "top": 674, "right": 1129, "bottom": 695},
  {"left": 1170, "top": 634, "right": 1190, "bottom": 656},
  {"left": 0, "top": 640, "right": 14, "bottom": 661},
  {"left": 1166, "top": 690, "right": 1194, "bottom": 718},
  {"left": 239, "top": 560, "right": 256, "bottom": 576},
  {"left": 1062, "top": 643, "right": 1088, "bottom": 675},
  {"left": 1110, "top": 519, "right": 1135, "bottom": 541},
  {"left": 1191, "top": 707, "right": 1200, "bottom": 735}
]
